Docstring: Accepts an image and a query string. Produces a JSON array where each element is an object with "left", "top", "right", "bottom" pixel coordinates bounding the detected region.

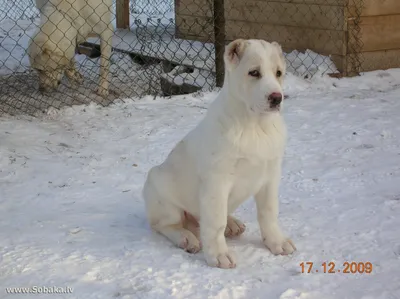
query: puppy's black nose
[{"left": 268, "top": 92, "right": 283, "bottom": 106}]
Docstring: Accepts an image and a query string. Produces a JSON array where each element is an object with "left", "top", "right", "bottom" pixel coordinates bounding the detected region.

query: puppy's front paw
[
  {"left": 264, "top": 236, "right": 296, "bottom": 255},
  {"left": 205, "top": 251, "right": 237, "bottom": 269},
  {"left": 225, "top": 216, "right": 246, "bottom": 237}
]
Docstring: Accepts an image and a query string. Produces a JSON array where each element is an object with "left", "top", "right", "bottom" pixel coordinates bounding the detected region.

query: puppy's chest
[
  {"left": 233, "top": 156, "right": 266, "bottom": 182},
  {"left": 228, "top": 157, "right": 273, "bottom": 205},
  {"left": 227, "top": 126, "right": 285, "bottom": 206},
  {"left": 233, "top": 121, "right": 286, "bottom": 160},
  {"left": 231, "top": 132, "right": 282, "bottom": 182}
]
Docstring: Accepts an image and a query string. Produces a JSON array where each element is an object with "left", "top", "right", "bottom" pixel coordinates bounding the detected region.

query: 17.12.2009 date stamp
[{"left": 300, "top": 262, "right": 373, "bottom": 274}]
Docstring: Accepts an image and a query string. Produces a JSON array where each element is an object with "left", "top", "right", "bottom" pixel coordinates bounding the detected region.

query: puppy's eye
[
  {"left": 276, "top": 70, "right": 282, "bottom": 78},
  {"left": 248, "top": 70, "right": 261, "bottom": 78}
]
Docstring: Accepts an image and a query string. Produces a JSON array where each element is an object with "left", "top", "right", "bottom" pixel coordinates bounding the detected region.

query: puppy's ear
[
  {"left": 224, "top": 39, "right": 246, "bottom": 70},
  {"left": 271, "top": 41, "right": 286, "bottom": 70},
  {"left": 271, "top": 41, "right": 282, "bottom": 52},
  {"left": 271, "top": 41, "right": 285, "bottom": 58}
]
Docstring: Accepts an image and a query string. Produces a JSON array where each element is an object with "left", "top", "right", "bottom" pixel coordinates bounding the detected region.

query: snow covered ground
[{"left": 1, "top": 69, "right": 400, "bottom": 299}]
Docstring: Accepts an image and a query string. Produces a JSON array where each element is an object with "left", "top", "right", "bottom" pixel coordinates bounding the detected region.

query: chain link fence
[{"left": 0, "top": 0, "right": 365, "bottom": 116}]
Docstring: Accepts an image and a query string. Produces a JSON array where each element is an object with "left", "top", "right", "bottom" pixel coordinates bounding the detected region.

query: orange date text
[{"left": 300, "top": 262, "right": 373, "bottom": 274}]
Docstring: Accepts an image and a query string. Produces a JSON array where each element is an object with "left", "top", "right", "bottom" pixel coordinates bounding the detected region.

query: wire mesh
[{"left": 0, "top": 0, "right": 365, "bottom": 116}]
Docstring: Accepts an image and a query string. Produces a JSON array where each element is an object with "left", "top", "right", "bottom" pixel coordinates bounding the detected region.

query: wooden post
[
  {"left": 213, "top": 0, "right": 226, "bottom": 87},
  {"left": 116, "top": 0, "right": 130, "bottom": 29}
]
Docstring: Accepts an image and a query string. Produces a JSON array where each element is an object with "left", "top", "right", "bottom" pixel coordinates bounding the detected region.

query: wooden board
[
  {"left": 176, "top": 0, "right": 348, "bottom": 8},
  {"left": 177, "top": 0, "right": 345, "bottom": 30},
  {"left": 226, "top": 20, "right": 345, "bottom": 55},
  {"left": 349, "top": 0, "right": 400, "bottom": 17},
  {"left": 176, "top": 0, "right": 213, "bottom": 18},
  {"left": 346, "top": 49, "right": 400, "bottom": 73},
  {"left": 176, "top": 15, "right": 346, "bottom": 55},
  {"left": 175, "top": 15, "right": 214, "bottom": 41},
  {"left": 226, "top": 0, "right": 347, "bottom": 5},
  {"left": 348, "top": 15, "right": 400, "bottom": 53},
  {"left": 226, "top": 0, "right": 345, "bottom": 30},
  {"left": 330, "top": 55, "right": 346, "bottom": 73},
  {"left": 116, "top": 0, "right": 130, "bottom": 29}
]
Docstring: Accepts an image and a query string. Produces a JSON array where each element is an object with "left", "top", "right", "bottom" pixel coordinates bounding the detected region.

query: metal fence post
[
  {"left": 213, "top": 0, "right": 226, "bottom": 88},
  {"left": 116, "top": 0, "right": 130, "bottom": 29}
]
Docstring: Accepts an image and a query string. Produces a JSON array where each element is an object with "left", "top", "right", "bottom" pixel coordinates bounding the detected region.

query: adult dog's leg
[
  {"left": 199, "top": 177, "right": 236, "bottom": 268},
  {"left": 97, "top": 25, "right": 113, "bottom": 96},
  {"left": 254, "top": 160, "right": 296, "bottom": 255},
  {"left": 65, "top": 59, "right": 83, "bottom": 84}
]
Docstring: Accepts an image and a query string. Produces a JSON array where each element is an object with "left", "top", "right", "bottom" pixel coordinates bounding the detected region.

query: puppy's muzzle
[{"left": 268, "top": 92, "right": 283, "bottom": 108}]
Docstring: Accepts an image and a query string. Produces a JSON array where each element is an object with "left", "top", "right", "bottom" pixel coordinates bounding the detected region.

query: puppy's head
[
  {"left": 224, "top": 39, "right": 286, "bottom": 115},
  {"left": 28, "top": 45, "right": 68, "bottom": 92}
]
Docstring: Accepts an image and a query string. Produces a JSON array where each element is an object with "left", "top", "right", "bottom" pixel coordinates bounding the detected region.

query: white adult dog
[
  {"left": 143, "top": 39, "right": 296, "bottom": 268},
  {"left": 28, "top": 0, "right": 113, "bottom": 95}
]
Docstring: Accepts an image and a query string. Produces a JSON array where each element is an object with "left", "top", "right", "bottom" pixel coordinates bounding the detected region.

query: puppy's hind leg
[
  {"left": 143, "top": 171, "right": 201, "bottom": 254},
  {"left": 148, "top": 202, "right": 201, "bottom": 254},
  {"left": 183, "top": 211, "right": 201, "bottom": 244}
]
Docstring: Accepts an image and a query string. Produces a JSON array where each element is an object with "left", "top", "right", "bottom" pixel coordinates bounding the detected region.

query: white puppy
[
  {"left": 143, "top": 39, "right": 296, "bottom": 268},
  {"left": 28, "top": 0, "right": 113, "bottom": 96}
]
